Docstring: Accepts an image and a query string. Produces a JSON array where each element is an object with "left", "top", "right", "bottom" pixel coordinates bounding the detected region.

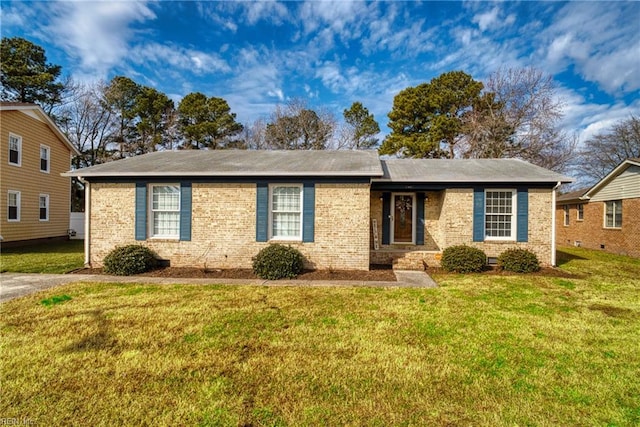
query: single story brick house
[
  {"left": 65, "top": 150, "right": 571, "bottom": 270},
  {"left": 557, "top": 158, "right": 639, "bottom": 258}
]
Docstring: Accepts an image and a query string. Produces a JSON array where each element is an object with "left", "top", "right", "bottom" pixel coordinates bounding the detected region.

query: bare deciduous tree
[
  {"left": 265, "top": 99, "right": 336, "bottom": 150},
  {"left": 242, "top": 118, "right": 270, "bottom": 150},
  {"left": 579, "top": 115, "right": 640, "bottom": 181},
  {"left": 57, "top": 81, "right": 117, "bottom": 168},
  {"left": 461, "top": 67, "right": 574, "bottom": 172}
]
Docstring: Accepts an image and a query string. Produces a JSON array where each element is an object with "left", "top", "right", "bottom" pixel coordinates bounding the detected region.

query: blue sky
[{"left": 2, "top": 1, "right": 639, "bottom": 143}]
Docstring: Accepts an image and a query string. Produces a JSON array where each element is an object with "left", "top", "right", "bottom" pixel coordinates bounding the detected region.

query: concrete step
[{"left": 392, "top": 253, "right": 426, "bottom": 271}]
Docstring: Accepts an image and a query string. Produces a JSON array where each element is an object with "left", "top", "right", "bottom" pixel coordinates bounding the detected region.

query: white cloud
[
  {"left": 0, "top": 5, "right": 30, "bottom": 27},
  {"left": 299, "top": 1, "right": 362, "bottom": 36},
  {"left": 536, "top": 2, "right": 640, "bottom": 96},
  {"left": 195, "top": 2, "right": 239, "bottom": 32},
  {"left": 472, "top": 7, "right": 500, "bottom": 32},
  {"left": 556, "top": 86, "right": 640, "bottom": 145},
  {"left": 41, "top": 1, "right": 156, "bottom": 78},
  {"left": 315, "top": 61, "right": 347, "bottom": 93},
  {"left": 242, "top": 1, "right": 289, "bottom": 26},
  {"left": 216, "top": 46, "right": 291, "bottom": 122},
  {"left": 362, "top": 14, "right": 437, "bottom": 57},
  {"left": 129, "top": 43, "right": 230, "bottom": 75},
  {"left": 267, "top": 89, "right": 285, "bottom": 101}
]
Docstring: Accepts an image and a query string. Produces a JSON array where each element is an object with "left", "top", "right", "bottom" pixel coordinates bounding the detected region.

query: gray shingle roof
[
  {"left": 64, "top": 151, "right": 573, "bottom": 184},
  {"left": 557, "top": 188, "right": 589, "bottom": 202},
  {"left": 376, "top": 159, "right": 573, "bottom": 183},
  {"left": 64, "top": 150, "right": 384, "bottom": 177}
]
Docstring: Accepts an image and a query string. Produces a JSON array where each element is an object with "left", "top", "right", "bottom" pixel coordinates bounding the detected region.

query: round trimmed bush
[
  {"left": 252, "top": 244, "right": 304, "bottom": 280},
  {"left": 498, "top": 248, "right": 540, "bottom": 273},
  {"left": 441, "top": 245, "right": 487, "bottom": 273},
  {"left": 103, "top": 244, "right": 158, "bottom": 276}
]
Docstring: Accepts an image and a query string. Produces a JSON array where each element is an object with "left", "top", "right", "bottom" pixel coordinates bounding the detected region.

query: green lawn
[
  {"left": 1, "top": 247, "right": 638, "bottom": 426},
  {"left": 0, "top": 240, "right": 84, "bottom": 273}
]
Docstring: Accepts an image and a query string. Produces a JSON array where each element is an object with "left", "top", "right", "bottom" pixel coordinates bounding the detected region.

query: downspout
[
  {"left": 81, "top": 178, "right": 91, "bottom": 267},
  {"left": 551, "top": 181, "right": 561, "bottom": 266}
]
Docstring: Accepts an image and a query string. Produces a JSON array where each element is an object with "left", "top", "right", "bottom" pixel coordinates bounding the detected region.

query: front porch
[{"left": 369, "top": 188, "right": 445, "bottom": 271}]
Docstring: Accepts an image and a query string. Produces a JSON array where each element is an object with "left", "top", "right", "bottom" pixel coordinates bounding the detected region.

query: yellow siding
[{"left": 0, "top": 110, "right": 72, "bottom": 242}]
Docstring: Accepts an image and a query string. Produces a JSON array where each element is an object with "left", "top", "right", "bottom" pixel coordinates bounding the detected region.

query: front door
[{"left": 391, "top": 193, "right": 415, "bottom": 244}]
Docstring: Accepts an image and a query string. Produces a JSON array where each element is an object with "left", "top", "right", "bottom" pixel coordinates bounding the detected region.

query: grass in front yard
[
  {"left": 0, "top": 240, "right": 84, "bottom": 273},
  {"left": 1, "top": 247, "right": 639, "bottom": 426}
]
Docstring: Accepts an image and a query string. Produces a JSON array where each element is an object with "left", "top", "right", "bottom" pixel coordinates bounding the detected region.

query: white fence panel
[{"left": 69, "top": 212, "right": 85, "bottom": 240}]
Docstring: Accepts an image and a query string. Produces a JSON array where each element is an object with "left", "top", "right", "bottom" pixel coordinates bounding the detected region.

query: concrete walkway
[
  {"left": 0, "top": 270, "right": 438, "bottom": 303},
  {"left": 393, "top": 270, "right": 439, "bottom": 288}
]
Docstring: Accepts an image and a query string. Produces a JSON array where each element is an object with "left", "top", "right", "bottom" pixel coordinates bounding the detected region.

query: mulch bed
[
  {"left": 71, "top": 265, "right": 580, "bottom": 281},
  {"left": 71, "top": 265, "right": 398, "bottom": 281}
]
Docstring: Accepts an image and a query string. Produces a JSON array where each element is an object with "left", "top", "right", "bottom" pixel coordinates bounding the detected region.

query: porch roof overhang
[
  {"left": 371, "top": 181, "right": 561, "bottom": 191},
  {"left": 372, "top": 158, "right": 573, "bottom": 190}
]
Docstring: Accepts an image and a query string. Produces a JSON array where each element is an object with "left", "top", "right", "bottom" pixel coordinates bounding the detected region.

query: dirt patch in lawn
[{"left": 72, "top": 265, "right": 398, "bottom": 281}]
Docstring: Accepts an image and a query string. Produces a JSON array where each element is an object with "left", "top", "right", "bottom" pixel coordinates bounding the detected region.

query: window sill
[
  {"left": 269, "top": 238, "right": 303, "bottom": 243},
  {"left": 148, "top": 237, "right": 180, "bottom": 242},
  {"left": 484, "top": 239, "right": 517, "bottom": 243},
  {"left": 603, "top": 227, "right": 622, "bottom": 230}
]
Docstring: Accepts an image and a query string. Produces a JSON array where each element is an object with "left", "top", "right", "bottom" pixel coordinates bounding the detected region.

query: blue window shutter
[
  {"left": 302, "top": 182, "right": 315, "bottom": 242},
  {"left": 416, "top": 192, "right": 425, "bottom": 245},
  {"left": 517, "top": 188, "right": 528, "bottom": 242},
  {"left": 256, "top": 182, "right": 268, "bottom": 242},
  {"left": 180, "top": 182, "right": 192, "bottom": 241},
  {"left": 473, "top": 188, "right": 485, "bottom": 242},
  {"left": 382, "top": 192, "right": 391, "bottom": 245},
  {"left": 135, "top": 182, "right": 147, "bottom": 241}
]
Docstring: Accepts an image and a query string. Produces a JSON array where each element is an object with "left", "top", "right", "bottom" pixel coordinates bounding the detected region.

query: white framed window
[
  {"left": 563, "top": 205, "right": 570, "bottom": 226},
  {"left": 39, "top": 194, "right": 49, "bottom": 221},
  {"left": 149, "top": 185, "right": 180, "bottom": 238},
  {"left": 269, "top": 184, "right": 302, "bottom": 240},
  {"left": 485, "top": 190, "right": 516, "bottom": 240},
  {"left": 40, "top": 145, "right": 50, "bottom": 173},
  {"left": 577, "top": 204, "right": 584, "bottom": 221},
  {"left": 9, "top": 133, "right": 21, "bottom": 166},
  {"left": 7, "top": 190, "right": 20, "bottom": 221},
  {"left": 604, "top": 200, "right": 622, "bottom": 228}
]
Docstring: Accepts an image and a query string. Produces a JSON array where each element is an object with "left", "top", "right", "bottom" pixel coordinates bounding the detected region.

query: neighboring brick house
[
  {"left": 65, "top": 151, "right": 571, "bottom": 270},
  {"left": 557, "top": 158, "right": 640, "bottom": 258},
  {"left": 0, "top": 102, "right": 80, "bottom": 245}
]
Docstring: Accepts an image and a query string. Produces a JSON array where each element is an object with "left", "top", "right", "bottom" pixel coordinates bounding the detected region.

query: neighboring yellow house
[{"left": 0, "top": 102, "right": 79, "bottom": 245}]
